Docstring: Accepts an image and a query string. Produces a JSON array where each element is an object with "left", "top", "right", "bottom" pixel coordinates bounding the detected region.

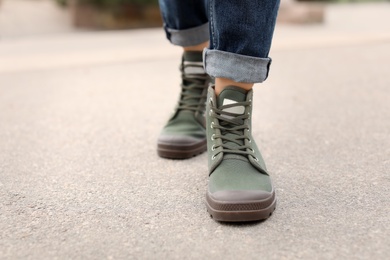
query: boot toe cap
[
  {"left": 209, "top": 189, "right": 274, "bottom": 202},
  {"left": 158, "top": 135, "right": 204, "bottom": 146}
]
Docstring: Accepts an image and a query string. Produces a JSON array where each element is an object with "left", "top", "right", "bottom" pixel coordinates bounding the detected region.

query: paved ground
[{"left": 1, "top": 3, "right": 390, "bottom": 260}]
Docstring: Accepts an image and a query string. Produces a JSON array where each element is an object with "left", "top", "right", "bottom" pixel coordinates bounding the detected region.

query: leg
[
  {"left": 204, "top": 0, "right": 280, "bottom": 222},
  {"left": 159, "top": 0, "right": 209, "bottom": 47},
  {"left": 157, "top": 0, "right": 211, "bottom": 159},
  {"left": 205, "top": 0, "right": 280, "bottom": 88}
]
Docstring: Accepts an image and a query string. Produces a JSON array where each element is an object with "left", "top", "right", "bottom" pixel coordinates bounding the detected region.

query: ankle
[
  {"left": 183, "top": 41, "right": 209, "bottom": 52},
  {"left": 215, "top": 78, "right": 254, "bottom": 96}
]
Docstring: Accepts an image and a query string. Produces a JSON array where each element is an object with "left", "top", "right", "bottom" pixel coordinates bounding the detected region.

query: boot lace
[
  {"left": 177, "top": 62, "right": 209, "bottom": 113},
  {"left": 210, "top": 100, "right": 257, "bottom": 160}
]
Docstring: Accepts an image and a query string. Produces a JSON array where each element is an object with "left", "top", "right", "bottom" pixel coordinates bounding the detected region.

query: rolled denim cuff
[
  {"left": 203, "top": 49, "right": 272, "bottom": 83},
  {"left": 165, "top": 22, "right": 209, "bottom": 47}
]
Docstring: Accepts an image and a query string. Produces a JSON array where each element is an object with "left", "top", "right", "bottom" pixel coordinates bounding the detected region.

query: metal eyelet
[
  {"left": 212, "top": 154, "right": 217, "bottom": 160},
  {"left": 254, "top": 157, "right": 259, "bottom": 161},
  {"left": 211, "top": 134, "right": 215, "bottom": 141},
  {"left": 210, "top": 122, "right": 215, "bottom": 129},
  {"left": 249, "top": 148, "right": 254, "bottom": 153},
  {"left": 211, "top": 145, "right": 216, "bottom": 151},
  {"left": 209, "top": 109, "right": 213, "bottom": 117},
  {"left": 248, "top": 139, "right": 252, "bottom": 143}
]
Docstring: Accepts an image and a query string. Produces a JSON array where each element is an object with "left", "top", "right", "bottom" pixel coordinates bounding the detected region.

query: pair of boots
[{"left": 157, "top": 51, "right": 276, "bottom": 222}]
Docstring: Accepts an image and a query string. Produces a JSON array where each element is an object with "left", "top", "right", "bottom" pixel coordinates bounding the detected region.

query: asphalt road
[{"left": 1, "top": 3, "right": 389, "bottom": 259}]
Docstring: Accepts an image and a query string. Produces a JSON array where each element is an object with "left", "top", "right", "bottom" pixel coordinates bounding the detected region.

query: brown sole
[
  {"left": 206, "top": 191, "right": 276, "bottom": 222},
  {"left": 157, "top": 139, "right": 207, "bottom": 159}
]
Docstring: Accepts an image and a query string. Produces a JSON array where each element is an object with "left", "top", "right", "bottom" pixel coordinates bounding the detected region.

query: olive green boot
[
  {"left": 157, "top": 51, "right": 212, "bottom": 159},
  {"left": 206, "top": 86, "right": 276, "bottom": 222}
]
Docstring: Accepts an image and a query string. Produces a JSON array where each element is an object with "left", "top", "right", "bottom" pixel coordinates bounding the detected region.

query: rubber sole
[
  {"left": 157, "top": 139, "right": 207, "bottom": 159},
  {"left": 206, "top": 191, "right": 276, "bottom": 222}
]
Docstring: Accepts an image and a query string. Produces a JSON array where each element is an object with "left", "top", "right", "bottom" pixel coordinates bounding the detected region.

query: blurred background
[{"left": 0, "top": 0, "right": 387, "bottom": 37}]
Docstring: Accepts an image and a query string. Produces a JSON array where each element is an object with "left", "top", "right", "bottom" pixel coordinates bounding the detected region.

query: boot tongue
[
  {"left": 179, "top": 51, "right": 206, "bottom": 110},
  {"left": 183, "top": 51, "right": 203, "bottom": 62},
  {"left": 183, "top": 51, "right": 204, "bottom": 75},
  {"left": 217, "top": 86, "right": 247, "bottom": 114},
  {"left": 216, "top": 86, "right": 248, "bottom": 160}
]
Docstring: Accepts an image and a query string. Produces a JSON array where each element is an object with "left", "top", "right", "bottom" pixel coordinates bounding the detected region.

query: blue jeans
[{"left": 158, "top": 0, "right": 280, "bottom": 83}]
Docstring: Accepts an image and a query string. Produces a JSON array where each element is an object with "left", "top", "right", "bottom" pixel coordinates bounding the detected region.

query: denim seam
[
  {"left": 166, "top": 23, "right": 209, "bottom": 47},
  {"left": 203, "top": 49, "right": 272, "bottom": 83},
  {"left": 209, "top": 0, "right": 216, "bottom": 49}
]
